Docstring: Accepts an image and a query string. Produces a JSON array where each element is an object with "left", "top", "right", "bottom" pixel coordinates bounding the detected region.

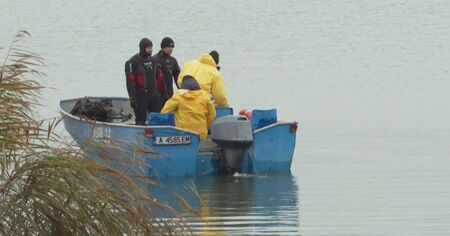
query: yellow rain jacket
[
  {"left": 161, "top": 89, "right": 216, "bottom": 140},
  {"left": 177, "top": 54, "right": 229, "bottom": 107}
]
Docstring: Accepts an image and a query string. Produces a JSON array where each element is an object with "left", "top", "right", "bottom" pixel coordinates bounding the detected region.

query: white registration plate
[{"left": 153, "top": 135, "right": 191, "bottom": 145}]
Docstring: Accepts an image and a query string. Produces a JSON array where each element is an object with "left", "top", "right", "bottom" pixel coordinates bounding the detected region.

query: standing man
[
  {"left": 125, "top": 38, "right": 161, "bottom": 125},
  {"left": 152, "top": 37, "right": 180, "bottom": 107},
  {"left": 177, "top": 51, "right": 229, "bottom": 107}
]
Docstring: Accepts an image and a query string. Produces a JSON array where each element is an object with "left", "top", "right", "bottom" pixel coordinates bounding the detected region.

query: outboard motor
[{"left": 211, "top": 115, "right": 253, "bottom": 174}]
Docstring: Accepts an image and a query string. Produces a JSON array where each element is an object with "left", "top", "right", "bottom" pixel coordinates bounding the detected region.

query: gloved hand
[{"left": 130, "top": 98, "right": 138, "bottom": 109}]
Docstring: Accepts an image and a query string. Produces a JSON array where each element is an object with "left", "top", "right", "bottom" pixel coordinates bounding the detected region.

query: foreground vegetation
[{"left": 0, "top": 31, "right": 190, "bottom": 235}]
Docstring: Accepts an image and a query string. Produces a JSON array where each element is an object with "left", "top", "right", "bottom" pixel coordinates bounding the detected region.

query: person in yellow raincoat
[
  {"left": 161, "top": 75, "right": 216, "bottom": 140},
  {"left": 177, "top": 51, "right": 229, "bottom": 107}
]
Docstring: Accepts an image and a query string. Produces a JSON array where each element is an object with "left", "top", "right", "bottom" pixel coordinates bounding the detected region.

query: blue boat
[{"left": 58, "top": 97, "right": 298, "bottom": 178}]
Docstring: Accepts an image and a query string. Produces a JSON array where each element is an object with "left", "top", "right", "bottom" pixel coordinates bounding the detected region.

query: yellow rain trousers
[
  {"left": 161, "top": 89, "right": 216, "bottom": 140},
  {"left": 177, "top": 54, "right": 229, "bottom": 107}
]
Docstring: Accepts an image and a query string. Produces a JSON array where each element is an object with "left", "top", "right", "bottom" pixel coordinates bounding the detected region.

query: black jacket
[
  {"left": 152, "top": 50, "right": 180, "bottom": 97},
  {"left": 124, "top": 54, "right": 158, "bottom": 99}
]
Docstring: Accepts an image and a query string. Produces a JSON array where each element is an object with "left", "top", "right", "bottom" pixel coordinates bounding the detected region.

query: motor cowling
[{"left": 211, "top": 115, "right": 253, "bottom": 174}]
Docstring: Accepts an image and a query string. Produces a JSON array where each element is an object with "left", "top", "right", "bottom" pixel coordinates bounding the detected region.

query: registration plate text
[{"left": 154, "top": 135, "right": 191, "bottom": 145}]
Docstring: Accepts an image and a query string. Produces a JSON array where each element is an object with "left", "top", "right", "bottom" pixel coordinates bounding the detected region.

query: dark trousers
[{"left": 133, "top": 90, "right": 162, "bottom": 125}]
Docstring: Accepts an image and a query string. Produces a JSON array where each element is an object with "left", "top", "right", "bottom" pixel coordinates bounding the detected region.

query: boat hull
[{"left": 59, "top": 97, "right": 297, "bottom": 178}]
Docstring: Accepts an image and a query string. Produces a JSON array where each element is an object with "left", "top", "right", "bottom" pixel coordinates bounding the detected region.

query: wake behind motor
[{"left": 210, "top": 115, "right": 253, "bottom": 174}]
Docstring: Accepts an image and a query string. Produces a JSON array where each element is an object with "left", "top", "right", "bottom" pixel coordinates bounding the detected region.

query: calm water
[{"left": 2, "top": 0, "right": 450, "bottom": 235}]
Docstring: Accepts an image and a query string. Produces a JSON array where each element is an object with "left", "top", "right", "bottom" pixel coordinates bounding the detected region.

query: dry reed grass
[{"left": 0, "top": 31, "right": 194, "bottom": 235}]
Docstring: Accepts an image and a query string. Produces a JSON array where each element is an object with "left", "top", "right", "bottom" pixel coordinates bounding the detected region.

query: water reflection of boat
[
  {"left": 148, "top": 173, "right": 300, "bottom": 235},
  {"left": 59, "top": 97, "right": 298, "bottom": 178}
]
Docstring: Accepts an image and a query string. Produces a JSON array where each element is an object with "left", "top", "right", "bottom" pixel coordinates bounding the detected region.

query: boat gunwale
[
  {"left": 59, "top": 97, "right": 298, "bottom": 135},
  {"left": 253, "top": 122, "right": 297, "bottom": 133},
  {"left": 58, "top": 97, "right": 199, "bottom": 135}
]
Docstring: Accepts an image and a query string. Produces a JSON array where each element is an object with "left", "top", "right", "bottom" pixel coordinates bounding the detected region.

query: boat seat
[
  {"left": 251, "top": 109, "right": 277, "bottom": 130},
  {"left": 147, "top": 112, "right": 175, "bottom": 126},
  {"left": 215, "top": 107, "right": 233, "bottom": 120}
]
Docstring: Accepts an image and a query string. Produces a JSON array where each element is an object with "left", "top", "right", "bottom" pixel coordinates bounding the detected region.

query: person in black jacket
[
  {"left": 152, "top": 37, "right": 180, "bottom": 107},
  {"left": 125, "top": 38, "right": 161, "bottom": 125}
]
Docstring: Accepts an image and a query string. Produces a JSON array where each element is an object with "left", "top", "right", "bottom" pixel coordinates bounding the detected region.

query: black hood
[{"left": 139, "top": 38, "right": 153, "bottom": 58}]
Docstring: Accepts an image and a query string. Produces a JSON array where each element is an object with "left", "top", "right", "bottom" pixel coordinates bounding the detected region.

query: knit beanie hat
[
  {"left": 209, "top": 50, "right": 219, "bottom": 65},
  {"left": 161, "top": 37, "right": 175, "bottom": 48}
]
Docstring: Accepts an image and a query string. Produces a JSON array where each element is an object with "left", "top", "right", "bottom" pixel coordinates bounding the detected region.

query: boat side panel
[
  {"left": 196, "top": 152, "right": 215, "bottom": 176},
  {"left": 61, "top": 112, "right": 201, "bottom": 178},
  {"left": 143, "top": 128, "right": 200, "bottom": 178},
  {"left": 62, "top": 115, "right": 156, "bottom": 177},
  {"left": 248, "top": 123, "right": 296, "bottom": 174}
]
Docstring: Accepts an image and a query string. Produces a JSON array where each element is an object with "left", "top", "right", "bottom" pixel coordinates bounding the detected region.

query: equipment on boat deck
[
  {"left": 238, "top": 109, "right": 252, "bottom": 120},
  {"left": 70, "top": 98, "right": 132, "bottom": 122}
]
